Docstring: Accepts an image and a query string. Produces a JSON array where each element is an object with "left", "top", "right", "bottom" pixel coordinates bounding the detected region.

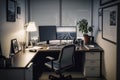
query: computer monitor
[
  {"left": 57, "top": 26, "right": 77, "bottom": 40},
  {"left": 39, "top": 26, "right": 57, "bottom": 44}
]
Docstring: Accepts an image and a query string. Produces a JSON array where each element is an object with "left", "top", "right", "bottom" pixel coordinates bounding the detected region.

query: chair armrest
[
  {"left": 46, "top": 56, "right": 55, "bottom": 61},
  {"left": 46, "top": 56, "right": 55, "bottom": 69}
]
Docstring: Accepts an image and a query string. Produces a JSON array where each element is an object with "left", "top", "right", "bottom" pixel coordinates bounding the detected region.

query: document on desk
[{"left": 85, "top": 45, "right": 100, "bottom": 50}]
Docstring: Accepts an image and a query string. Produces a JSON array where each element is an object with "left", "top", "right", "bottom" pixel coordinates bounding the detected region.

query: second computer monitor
[{"left": 57, "top": 26, "right": 77, "bottom": 40}]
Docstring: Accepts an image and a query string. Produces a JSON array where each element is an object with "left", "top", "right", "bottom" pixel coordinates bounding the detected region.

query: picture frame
[
  {"left": 6, "top": 0, "right": 16, "bottom": 22},
  {"left": 102, "top": 4, "right": 118, "bottom": 44},
  {"left": 11, "top": 39, "right": 19, "bottom": 54},
  {"left": 100, "top": 0, "right": 117, "bottom": 6}
]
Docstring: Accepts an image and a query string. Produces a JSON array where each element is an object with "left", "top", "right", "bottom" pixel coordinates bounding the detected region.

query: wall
[
  {"left": 93, "top": 0, "right": 117, "bottom": 80},
  {"left": 30, "top": 0, "right": 92, "bottom": 38},
  {"left": 0, "top": 0, "right": 26, "bottom": 58},
  {"left": 96, "top": 31, "right": 116, "bottom": 80}
]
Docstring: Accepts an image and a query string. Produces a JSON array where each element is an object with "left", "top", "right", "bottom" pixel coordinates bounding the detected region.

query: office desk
[
  {"left": 33, "top": 43, "right": 103, "bottom": 79},
  {"left": 0, "top": 51, "right": 37, "bottom": 80},
  {"left": 36, "top": 43, "right": 103, "bottom": 52},
  {"left": 0, "top": 43, "right": 103, "bottom": 80}
]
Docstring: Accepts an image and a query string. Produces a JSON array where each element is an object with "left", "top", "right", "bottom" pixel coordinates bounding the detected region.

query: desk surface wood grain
[{"left": 12, "top": 51, "right": 36, "bottom": 68}]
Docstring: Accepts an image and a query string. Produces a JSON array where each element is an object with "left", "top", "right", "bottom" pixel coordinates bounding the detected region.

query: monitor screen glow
[{"left": 57, "top": 26, "right": 76, "bottom": 40}]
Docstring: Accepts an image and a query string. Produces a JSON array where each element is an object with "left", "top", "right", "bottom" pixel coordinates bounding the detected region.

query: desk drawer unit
[
  {"left": 85, "top": 52, "right": 100, "bottom": 60},
  {"left": 0, "top": 63, "right": 33, "bottom": 80},
  {"left": 85, "top": 60, "right": 100, "bottom": 66},
  {"left": 84, "top": 52, "right": 100, "bottom": 77},
  {"left": 84, "top": 66, "right": 100, "bottom": 77}
]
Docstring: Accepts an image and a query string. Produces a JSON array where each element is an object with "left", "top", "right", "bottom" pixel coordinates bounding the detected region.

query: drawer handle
[{"left": 27, "top": 62, "right": 32, "bottom": 68}]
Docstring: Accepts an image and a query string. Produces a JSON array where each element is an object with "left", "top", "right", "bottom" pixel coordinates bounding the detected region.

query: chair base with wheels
[
  {"left": 49, "top": 73, "right": 72, "bottom": 80},
  {"left": 48, "top": 74, "right": 72, "bottom": 80}
]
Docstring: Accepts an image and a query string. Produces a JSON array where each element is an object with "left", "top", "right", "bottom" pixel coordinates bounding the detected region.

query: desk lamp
[{"left": 25, "top": 22, "right": 37, "bottom": 47}]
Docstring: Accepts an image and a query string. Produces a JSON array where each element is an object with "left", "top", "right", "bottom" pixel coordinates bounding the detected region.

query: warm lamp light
[
  {"left": 26, "top": 22, "right": 37, "bottom": 32},
  {"left": 24, "top": 21, "right": 37, "bottom": 48}
]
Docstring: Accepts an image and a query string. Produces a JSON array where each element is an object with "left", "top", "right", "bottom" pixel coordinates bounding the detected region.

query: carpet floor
[{"left": 39, "top": 72, "right": 104, "bottom": 80}]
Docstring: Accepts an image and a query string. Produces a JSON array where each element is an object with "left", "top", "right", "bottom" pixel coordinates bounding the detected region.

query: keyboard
[{"left": 49, "top": 45, "right": 63, "bottom": 49}]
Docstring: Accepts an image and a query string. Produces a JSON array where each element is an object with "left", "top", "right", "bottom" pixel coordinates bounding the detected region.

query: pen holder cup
[{"left": 22, "top": 45, "right": 26, "bottom": 53}]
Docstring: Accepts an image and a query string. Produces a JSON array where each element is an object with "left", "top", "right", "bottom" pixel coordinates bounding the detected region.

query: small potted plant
[{"left": 77, "top": 19, "right": 93, "bottom": 44}]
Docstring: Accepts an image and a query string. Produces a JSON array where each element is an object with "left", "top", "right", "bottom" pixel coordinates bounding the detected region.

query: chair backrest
[{"left": 58, "top": 44, "right": 76, "bottom": 69}]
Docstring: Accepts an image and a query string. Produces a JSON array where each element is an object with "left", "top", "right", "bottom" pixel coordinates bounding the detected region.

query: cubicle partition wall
[{"left": 57, "top": 26, "right": 77, "bottom": 40}]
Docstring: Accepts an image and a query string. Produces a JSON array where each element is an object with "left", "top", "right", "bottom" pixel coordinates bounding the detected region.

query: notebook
[{"left": 85, "top": 44, "right": 100, "bottom": 50}]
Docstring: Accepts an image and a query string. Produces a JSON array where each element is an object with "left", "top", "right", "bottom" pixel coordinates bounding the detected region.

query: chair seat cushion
[{"left": 45, "top": 61, "right": 60, "bottom": 71}]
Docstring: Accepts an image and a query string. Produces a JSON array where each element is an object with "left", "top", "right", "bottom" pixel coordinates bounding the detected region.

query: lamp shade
[{"left": 26, "top": 22, "right": 37, "bottom": 32}]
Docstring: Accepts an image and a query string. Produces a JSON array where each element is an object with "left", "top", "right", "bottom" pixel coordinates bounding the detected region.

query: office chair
[{"left": 45, "top": 44, "right": 76, "bottom": 80}]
